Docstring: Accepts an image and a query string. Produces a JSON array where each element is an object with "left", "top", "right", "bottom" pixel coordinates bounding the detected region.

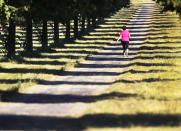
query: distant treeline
[
  {"left": 0, "top": 0, "right": 130, "bottom": 58},
  {"left": 156, "top": 0, "right": 181, "bottom": 14}
]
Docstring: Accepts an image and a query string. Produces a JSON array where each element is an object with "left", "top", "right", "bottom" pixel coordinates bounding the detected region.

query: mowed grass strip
[
  {"left": 81, "top": 5, "right": 181, "bottom": 131},
  {"left": 0, "top": 4, "right": 140, "bottom": 98}
]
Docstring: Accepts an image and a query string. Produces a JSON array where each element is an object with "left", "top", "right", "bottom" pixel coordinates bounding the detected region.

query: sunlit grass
[
  {"left": 0, "top": 3, "right": 139, "bottom": 97},
  {"left": 83, "top": 3, "right": 181, "bottom": 131}
]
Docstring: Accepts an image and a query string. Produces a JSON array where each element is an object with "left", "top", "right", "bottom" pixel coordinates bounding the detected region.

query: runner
[{"left": 117, "top": 26, "right": 130, "bottom": 57}]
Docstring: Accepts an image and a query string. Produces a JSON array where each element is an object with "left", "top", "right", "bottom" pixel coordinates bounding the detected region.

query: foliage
[
  {"left": 156, "top": 0, "right": 181, "bottom": 15},
  {"left": 0, "top": 1, "right": 135, "bottom": 100},
  {"left": 0, "top": 0, "right": 130, "bottom": 58}
]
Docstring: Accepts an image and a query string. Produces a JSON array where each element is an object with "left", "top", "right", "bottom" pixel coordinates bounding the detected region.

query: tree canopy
[
  {"left": 0, "top": 0, "right": 130, "bottom": 58},
  {"left": 156, "top": 0, "right": 181, "bottom": 15}
]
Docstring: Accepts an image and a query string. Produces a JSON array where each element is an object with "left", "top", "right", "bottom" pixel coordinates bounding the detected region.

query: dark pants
[{"left": 121, "top": 41, "right": 129, "bottom": 51}]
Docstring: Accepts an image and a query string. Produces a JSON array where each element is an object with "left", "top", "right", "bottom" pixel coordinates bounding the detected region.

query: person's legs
[
  {"left": 122, "top": 42, "right": 126, "bottom": 56},
  {"left": 123, "top": 49, "right": 126, "bottom": 56},
  {"left": 125, "top": 49, "right": 128, "bottom": 57},
  {"left": 125, "top": 41, "right": 129, "bottom": 57}
]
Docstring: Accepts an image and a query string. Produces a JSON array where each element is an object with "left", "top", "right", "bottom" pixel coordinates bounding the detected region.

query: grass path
[
  {"left": 0, "top": 4, "right": 138, "bottom": 94},
  {"left": 0, "top": 4, "right": 150, "bottom": 116},
  {"left": 83, "top": 2, "right": 181, "bottom": 131},
  {"left": 0, "top": 1, "right": 162, "bottom": 130}
]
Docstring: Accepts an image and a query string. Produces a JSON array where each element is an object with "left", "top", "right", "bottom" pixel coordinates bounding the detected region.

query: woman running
[{"left": 117, "top": 26, "right": 130, "bottom": 57}]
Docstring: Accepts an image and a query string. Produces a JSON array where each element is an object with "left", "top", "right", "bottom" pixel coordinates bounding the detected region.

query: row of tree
[
  {"left": 156, "top": 0, "right": 181, "bottom": 14},
  {"left": 0, "top": 0, "right": 130, "bottom": 58}
]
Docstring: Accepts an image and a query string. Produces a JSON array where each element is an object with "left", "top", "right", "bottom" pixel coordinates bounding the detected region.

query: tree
[
  {"left": 156, "top": 0, "right": 181, "bottom": 15},
  {"left": 0, "top": 0, "right": 131, "bottom": 58},
  {"left": 4, "top": 0, "right": 18, "bottom": 58},
  {"left": 31, "top": 0, "right": 50, "bottom": 48}
]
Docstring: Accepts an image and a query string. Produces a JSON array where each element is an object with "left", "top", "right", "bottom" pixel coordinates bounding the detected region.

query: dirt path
[{"left": 0, "top": 1, "right": 155, "bottom": 130}]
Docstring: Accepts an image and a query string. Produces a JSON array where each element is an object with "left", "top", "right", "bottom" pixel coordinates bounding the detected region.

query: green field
[
  {"left": 1, "top": 0, "right": 181, "bottom": 130},
  {"left": 81, "top": 3, "right": 181, "bottom": 131},
  {"left": 0, "top": 3, "right": 140, "bottom": 99}
]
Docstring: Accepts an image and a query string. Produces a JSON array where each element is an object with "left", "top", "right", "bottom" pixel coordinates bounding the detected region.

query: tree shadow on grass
[
  {"left": 0, "top": 69, "right": 167, "bottom": 85},
  {"left": 0, "top": 79, "right": 34, "bottom": 84},
  {"left": 75, "top": 63, "right": 129, "bottom": 68},
  {"left": 0, "top": 60, "right": 173, "bottom": 81},
  {"left": 140, "top": 46, "right": 181, "bottom": 50},
  {"left": 92, "top": 52, "right": 137, "bottom": 56},
  {"left": 0, "top": 113, "right": 181, "bottom": 130},
  {"left": 133, "top": 55, "right": 181, "bottom": 60},
  {"left": 147, "top": 41, "right": 181, "bottom": 45},
  {"left": 37, "top": 79, "right": 113, "bottom": 86},
  {"left": 128, "top": 69, "right": 167, "bottom": 74},
  {"left": 18, "top": 60, "right": 66, "bottom": 66},
  {"left": 139, "top": 51, "right": 181, "bottom": 55},
  {"left": 131, "top": 62, "right": 173, "bottom": 67},
  {"left": 48, "top": 50, "right": 98, "bottom": 54},
  {"left": 0, "top": 60, "right": 172, "bottom": 78},
  {"left": 114, "top": 78, "right": 180, "bottom": 84},
  {"left": 0, "top": 68, "right": 63, "bottom": 75},
  {"left": 23, "top": 54, "right": 82, "bottom": 59},
  {"left": 86, "top": 57, "right": 132, "bottom": 61},
  {"left": 1, "top": 92, "right": 136, "bottom": 104},
  {"left": 0, "top": 88, "right": 19, "bottom": 100}
]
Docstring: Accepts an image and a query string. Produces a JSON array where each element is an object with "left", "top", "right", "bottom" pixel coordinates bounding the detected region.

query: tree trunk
[
  {"left": 54, "top": 20, "right": 59, "bottom": 44},
  {"left": 81, "top": 16, "right": 85, "bottom": 32},
  {"left": 7, "top": 18, "right": 16, "bottom": 58},
  {"left": 25, "top": 16, "right": 33, "bottom": 52},
  {"left": 65, "top": 19, "right": 70, "bottom": 40},
  {"left": 42, "top": 20, "right": 48, "bottom": 48},
  {"left": 73, "top": 16, "right": 78, "bottom": 39},
  {"left": 98, "top": 17, "right": 104, "bottom": 23},
  {"left": 92, "top": 17, "right": 96, "bottom": 28},
  {"left": 87, "top": 17, "right": 91, "bottom": 28}
]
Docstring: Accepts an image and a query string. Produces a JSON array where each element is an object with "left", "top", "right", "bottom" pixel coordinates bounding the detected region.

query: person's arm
[
  {"left": 117, "top": 32, "right": 122, "bottom": 42},
  {"left": 117, "top": 36, "right": 121, "bottom": 42}
]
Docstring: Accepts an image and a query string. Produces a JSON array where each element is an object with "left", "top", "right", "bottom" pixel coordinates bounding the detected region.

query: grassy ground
[
  {"left": 2, "top": 1, "right": 180, "bottom": 131},
  {"left": 0, "top": 4, "right": 140, "bottom": 99},
  {"left": 80, "top": 4, "right": 181, "bottom": 131}
]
